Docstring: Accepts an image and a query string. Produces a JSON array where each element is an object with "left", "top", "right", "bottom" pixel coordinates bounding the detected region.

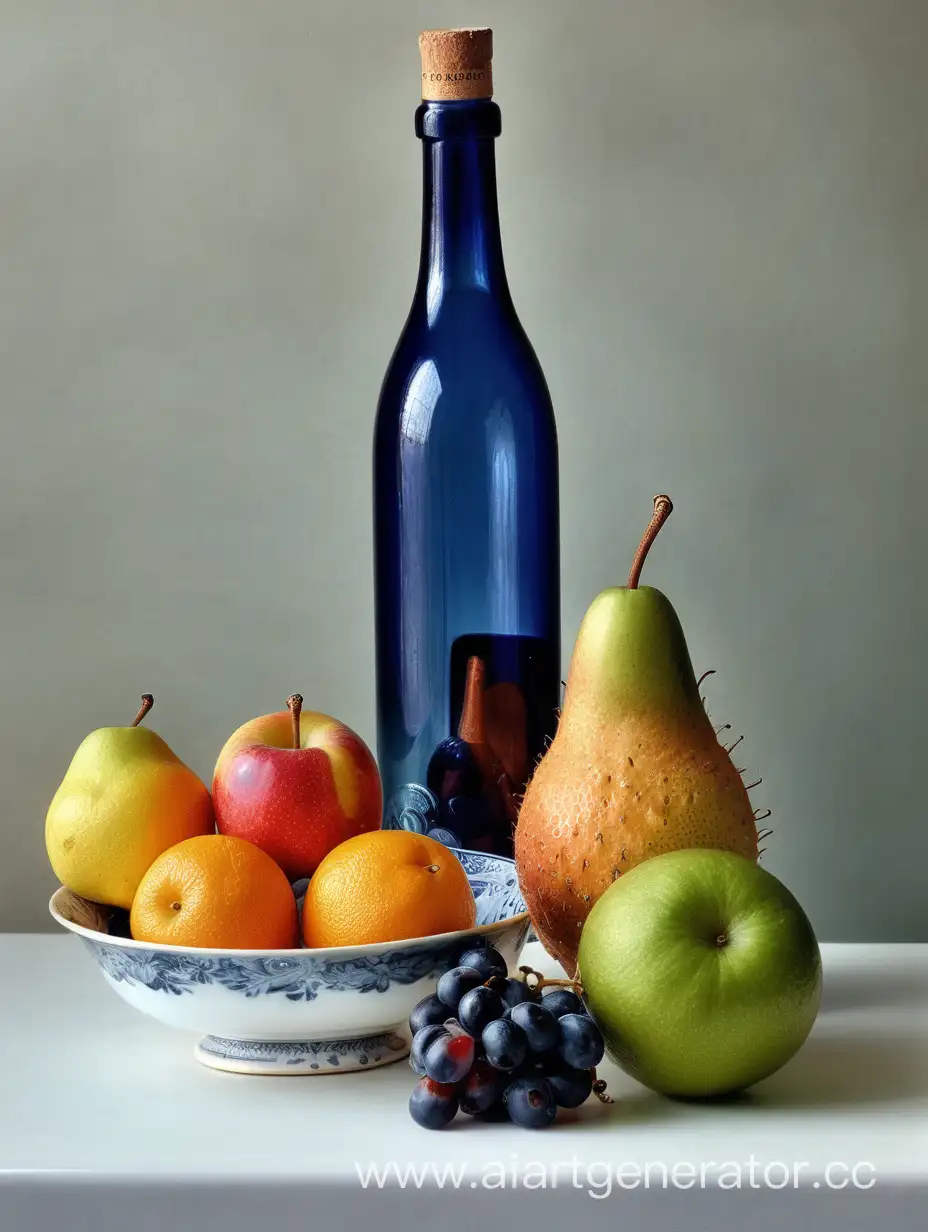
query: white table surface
[{"left": 1, "top": 936, "right": 926, "bottom": 1231}]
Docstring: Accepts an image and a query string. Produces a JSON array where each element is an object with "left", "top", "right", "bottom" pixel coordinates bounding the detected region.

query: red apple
[{"left": 212, "top": 695, "right": 382, "bottom": 880}]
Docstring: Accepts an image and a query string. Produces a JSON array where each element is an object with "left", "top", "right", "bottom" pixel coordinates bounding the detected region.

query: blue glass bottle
[{"left": 373, "top": 43, "right": 559, "bottom": 857}]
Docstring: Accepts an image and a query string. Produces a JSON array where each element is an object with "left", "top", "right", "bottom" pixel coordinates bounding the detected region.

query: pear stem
[
  {"left": 130, "top": 695, "right": 154, "bottom": 728},
  {"left": 626, "top": 494, "right": 673, "bottom": 590},
  {"left": 287, "top": 694, "right": 303, "bottom": 750}
]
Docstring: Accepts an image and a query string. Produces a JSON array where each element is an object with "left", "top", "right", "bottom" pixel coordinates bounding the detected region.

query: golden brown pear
[{"left": 515, "top": 497, "right": 759, "bottom": 973}]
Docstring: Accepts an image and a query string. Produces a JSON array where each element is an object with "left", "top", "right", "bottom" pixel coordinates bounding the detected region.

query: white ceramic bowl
[{"left": 50, "top": 849, "right": 529, "bottom": 1075}]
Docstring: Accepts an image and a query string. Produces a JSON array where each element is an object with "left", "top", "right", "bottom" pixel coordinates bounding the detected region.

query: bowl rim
[{"left": 48, "top": 849, "right": 529, "bottom": 962}]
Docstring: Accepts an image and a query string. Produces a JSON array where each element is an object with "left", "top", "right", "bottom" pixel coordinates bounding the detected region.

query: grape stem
[
  {"left": 591, "top": 1071, "right": 613, "bottom": 1104},
  {"left": 517, "top": 965, "right": 584, "bottom": 997}
]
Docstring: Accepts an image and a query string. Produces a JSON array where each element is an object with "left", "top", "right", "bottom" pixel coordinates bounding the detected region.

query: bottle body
[{"left": 373, "top": 99, "right": 560, "bottom": 856}]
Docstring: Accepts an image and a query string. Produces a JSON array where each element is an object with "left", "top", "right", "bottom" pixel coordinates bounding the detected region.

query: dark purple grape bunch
[{"left": 407, "top": 944, "right": 607, "bottom": 1130}]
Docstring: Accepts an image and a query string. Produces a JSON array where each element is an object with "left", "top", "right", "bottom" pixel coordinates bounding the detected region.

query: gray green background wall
[{"left": 2, "top": 0, "right": 925, "bottom": 937}]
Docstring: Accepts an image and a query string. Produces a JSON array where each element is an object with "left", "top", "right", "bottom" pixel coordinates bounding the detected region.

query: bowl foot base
[{"left": 195, "top": 1030, "right": 410, "bottom": 1075}]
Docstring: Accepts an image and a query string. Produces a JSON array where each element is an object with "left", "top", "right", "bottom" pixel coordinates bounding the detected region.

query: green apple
[{"left": 577, "top": 849, "right": 821, "bottom": 1097}]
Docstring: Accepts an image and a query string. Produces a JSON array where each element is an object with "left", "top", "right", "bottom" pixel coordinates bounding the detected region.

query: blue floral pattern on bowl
[
  {"left": 86, "top": 928, "right": 518, "bottom": 1000},
  {"left": 51, "top": 849, "right": 530, "bottom": 1075},
  {"left": 78, "top": 849, "right": 526, "bottom": 999},
  {"left": 461, "top": 849, "right": 525, "bottom": 924},
  {"left": 195, "top": 1031, "right": 410, "bottom": 1073}
]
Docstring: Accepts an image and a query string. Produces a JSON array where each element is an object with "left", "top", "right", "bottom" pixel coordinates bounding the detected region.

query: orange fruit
[
  {"left": 130, "top": 834, "right": 298, "bottom": 949},
  {"left": 302, "top": 831, "right": 476, "bottom": 948}
]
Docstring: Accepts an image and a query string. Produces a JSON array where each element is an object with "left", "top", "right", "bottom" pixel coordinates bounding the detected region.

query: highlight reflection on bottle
[{"left": 373, "top": 29, "right": 560, "bottom": 857}]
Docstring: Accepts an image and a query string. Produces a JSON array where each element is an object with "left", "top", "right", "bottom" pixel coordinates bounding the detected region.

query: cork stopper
[{"left": 419, "top": 28, "right": 493, "bottom": 101}]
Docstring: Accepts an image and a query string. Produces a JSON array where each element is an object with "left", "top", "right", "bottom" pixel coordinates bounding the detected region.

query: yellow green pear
[
  {"left": 515, "top": 496, "right": 759, "bottom": 974},
  {"left": 46, "top": 695, "right": 214, "bottom": 908}
]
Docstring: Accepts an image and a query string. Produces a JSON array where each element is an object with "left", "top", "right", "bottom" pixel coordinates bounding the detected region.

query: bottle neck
[{"left": 414, "top": 101, "right": 510, "bottom": 311}]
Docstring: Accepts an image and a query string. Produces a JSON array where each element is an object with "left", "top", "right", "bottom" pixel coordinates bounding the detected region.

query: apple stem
[
  {"left": 287, "top": 694, "right": 303, "bottom": 750},
  {"left": 626, "top": 494, "right": 673, "bottom": 590},
  {"left": 130, "top": 694, "right": 154, "bottom": 727}
]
